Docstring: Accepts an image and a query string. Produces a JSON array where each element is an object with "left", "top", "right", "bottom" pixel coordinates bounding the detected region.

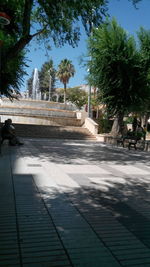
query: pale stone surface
[
  {"left": 84, "top": 117, "right": 98, "bottom": 135},
  {"left": 1, "top": 139, "right": 150, "bottom": 266}
]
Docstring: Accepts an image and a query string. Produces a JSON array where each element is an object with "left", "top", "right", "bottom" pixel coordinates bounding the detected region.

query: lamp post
[
  {"left": 87, "top": 20, "right": 93, "bottom": 119},
  {"left": 87, "top": 71, "right": 92, "bottom": 118},
  {"left": 48, "top": 69, "right": 52, "bottom": 101}
]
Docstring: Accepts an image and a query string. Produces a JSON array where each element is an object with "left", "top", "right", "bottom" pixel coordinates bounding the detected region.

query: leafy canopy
[
  {"left": 0, "top": 0, "right": 142, "bottom": 97},
  {"left": 67, "top": 87, "right": 88, "bottom": 110},
  {"left": 87, "top": 18, "right": 150, "bottom": 116},
  {"left": 56, "top": 59, "right": 75, "bottom": 86},
  {"left": 0, "top": 0, "right": 108, "bottom": 97},
  {"left": 38, "top": 60, "right": 56, "bottom": 95},
  {"left": 56, "top": 59, "right": 75, "bottom": 103}
]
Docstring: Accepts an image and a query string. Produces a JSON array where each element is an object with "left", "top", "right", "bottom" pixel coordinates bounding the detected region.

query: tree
[
  {"left": 67, "top": 87, "right": 88, "bottom": 110},
  {"left": 0, "top": 0, "right": 108, "bottom": 96},
  {"left": 26, "top": 70, "right": 34, "bottom": 97},
  {"left": 56, "top": 59, "right": 75, "bottom": 104},
  {"left": 0, "top": 0, "right": 142, "bottom": 97},
  {"left": 86, "top": 19, "right": 149, "bottom": 135},
  {"left": 131, "top": 0, "right": 142, "bottom": 4},
  {"left": 38, "top": 59, "right": 56, "bottom": 100},
  {"left": 135, "top": 27, "right": 150, "bottom": 125},
  {"left": 1, "top": 44, "right": 27, "bottom": 98}
]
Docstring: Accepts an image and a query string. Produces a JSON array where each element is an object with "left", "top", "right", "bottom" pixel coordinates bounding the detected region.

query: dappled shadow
[
  {"left": 21, "top": 138, "right": 150, "bottom": 165},
  {"left": 37, "top": 175, "right": 150, "bottom": 265},
  {"left": 4, "top": 141, "right": 150, "bottom": 265}
]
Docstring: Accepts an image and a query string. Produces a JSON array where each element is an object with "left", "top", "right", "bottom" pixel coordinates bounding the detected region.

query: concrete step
[{"left": 13, "top": 124, "right": 96, "bottom": 140}]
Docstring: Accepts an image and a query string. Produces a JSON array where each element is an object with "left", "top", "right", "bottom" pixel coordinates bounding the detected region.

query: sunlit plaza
[
  {"left": 1, "top": 0, "right": 150, "bottom": 266},
  {"left": 1, "top": 138, "right": 150, "bottom": 266}
]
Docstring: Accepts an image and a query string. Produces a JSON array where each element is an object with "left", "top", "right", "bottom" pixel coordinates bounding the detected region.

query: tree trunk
[
  {"left": 111, "top": 113, "right": 124, "bottom": 136},
  {"left": 64, "top": 83, "right": 66, "bottom": 104},
  {"left": 5, "top": 0, "right": 33, "bottom": 63},
  {"left": 141, "top": 113, "right": 149, "bottom": 127}
]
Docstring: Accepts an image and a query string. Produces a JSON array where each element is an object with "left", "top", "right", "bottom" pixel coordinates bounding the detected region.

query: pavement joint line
[
  {"left": 25, "top": 143, "right": 122, "bottom": 266},
  {"left": 1, "top": 138, "right": 150, "bottom": 266},
  {"left": 30, "top": 175, "right": 74, "bottom": 267},
  {"left": 10, "top": 149, "right": 23, "bottom": 267},
  {"left": 63, "top": 191, "right": 123, "bottom": 267}
]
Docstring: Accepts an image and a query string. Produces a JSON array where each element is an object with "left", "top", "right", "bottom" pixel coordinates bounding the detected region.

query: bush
[
  {"left": 124, "top": 117, "right": 134, "bottom": 124},
  {"left": 95, "top": 119, "right": 113, "bottom": 133}
]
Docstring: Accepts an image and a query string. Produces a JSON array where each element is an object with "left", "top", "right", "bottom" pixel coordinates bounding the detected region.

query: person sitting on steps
[{"left": 1, "top": 119, "right": 24, "bottom": 146}]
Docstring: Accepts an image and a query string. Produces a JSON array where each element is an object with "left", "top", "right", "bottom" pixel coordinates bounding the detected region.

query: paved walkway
[{"left": 1, "top": 138, "right": 150, "bottom": 267}]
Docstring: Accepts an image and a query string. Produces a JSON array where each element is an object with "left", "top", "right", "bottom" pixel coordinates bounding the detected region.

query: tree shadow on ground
[
  {"left": 26, "top": 139, "right": 150, "bottom": 165},
  {"left": 8, "top": 140, "right": 150, "bottom": 265},
  {"left": 37, "top": 176, "right": 150, "bottom": 266}
]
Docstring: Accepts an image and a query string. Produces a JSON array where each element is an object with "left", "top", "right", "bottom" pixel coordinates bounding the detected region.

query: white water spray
[{"left": 32, "top": 68, "right": 41, "bottom": 100}]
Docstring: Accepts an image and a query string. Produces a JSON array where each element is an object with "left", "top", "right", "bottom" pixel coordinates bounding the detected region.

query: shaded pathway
[{"left": 0, "top": 139, "right": 150, "bottom": 266}]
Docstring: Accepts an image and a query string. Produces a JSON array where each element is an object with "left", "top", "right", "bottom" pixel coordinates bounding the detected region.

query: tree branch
[
  {"left": 30, "top": 26, "right": 48, "bottom": 38},
  {"left": 22, "top": 0, "right": 33, "bottom": 36}
]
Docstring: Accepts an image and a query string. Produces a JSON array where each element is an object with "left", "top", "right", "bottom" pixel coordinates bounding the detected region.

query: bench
[
  {"left": 117, "top": 135, "right": 144, "bottom": 150},
  {"left": 144, "top": 140, "right": 150, "bottom": 151},
  {"left": 117, "top": 137, "right": 125, "bottom": 147},
  {"left": 128, "top": 137, "right": 139, "bottom": 150},
  {"left": 117, "top": 135, "right": 134, "bottom": 148},
  {"left": 128, "top": 138, "right": 149, "bottom": 151}
]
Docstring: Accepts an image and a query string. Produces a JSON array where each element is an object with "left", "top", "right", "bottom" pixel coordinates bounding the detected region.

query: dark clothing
[
  {"left": 132, "top": 118, "right": 137, "bottom": 132},
  {"left": 1, "top": 124, "right": 13, "bottom": 138},
  {"left": 1, "top": 121, "right": 23, "bottom": 146}
]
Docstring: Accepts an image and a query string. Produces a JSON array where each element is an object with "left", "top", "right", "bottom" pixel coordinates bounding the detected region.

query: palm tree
[{"left": 56, "top": 59, "right": 75, "bottom": 104}]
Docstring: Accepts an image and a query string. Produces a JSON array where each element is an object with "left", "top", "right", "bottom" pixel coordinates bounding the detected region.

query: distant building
[{"left": 79, "top": 84, "right": 96, "bottom": 93}]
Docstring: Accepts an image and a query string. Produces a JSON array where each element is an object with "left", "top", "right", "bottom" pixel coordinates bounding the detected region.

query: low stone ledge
[
  {"left": 0, "top": 114, "right": 82, "bottom": 126},
  {"left": 1, "top": 98, "right": 76, "bottom": 111},
  {"left": 96, "top": 134, "right": 118, "bottom": 144},
  {"left": 84, "top": 118, "right": 98, "bottom": 135},
  {"left": 0, "top": 107, "right": 76, "bottom": 118}
]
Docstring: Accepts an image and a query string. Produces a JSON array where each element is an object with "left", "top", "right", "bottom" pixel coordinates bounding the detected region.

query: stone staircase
[
  {"left": 12, "top": 124, "right": 96, "bottom": 140},
  {"left": 0, "top": 99, "right": 97, "bottom": 140}
]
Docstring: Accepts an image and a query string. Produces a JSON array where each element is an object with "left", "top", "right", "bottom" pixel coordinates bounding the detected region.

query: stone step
[{"left": 13, "top": 124, "right": 96, "bottom": 140}]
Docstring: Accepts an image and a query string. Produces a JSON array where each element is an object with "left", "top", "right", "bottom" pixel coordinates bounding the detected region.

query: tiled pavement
[{"left": 1, "top": 138, "right": 150, "bottom": 267}]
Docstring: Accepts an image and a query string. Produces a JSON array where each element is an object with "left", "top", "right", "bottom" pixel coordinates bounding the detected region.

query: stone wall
[
  {"left": 0, "top": 98, "right": 82, "bottom": 126},
  {"left": 0, "top": 98, "right": 76, "bottom": 111},
  {"left": 0, "top": 114, "right": 82, "bottom": 126},
  {"left": 0, "top": 106, "right": 76, "bottom": 118}
]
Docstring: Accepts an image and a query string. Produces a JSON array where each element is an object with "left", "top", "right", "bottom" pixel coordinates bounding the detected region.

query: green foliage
[
  {"left": 56, "top": 59, "right": 75, "bottom": 103},
  {"left": 67, "top": 87, "right": 88, "bottom": 110},
  {"left": 33, "top": 0, "right": 109, "bottom": 46},
  {"left": 26, "top": 70, "right": 34, "bottom": 97},
  {"left": 0, "top": 0, "right": 143, "bottom": 97},
  {"left": 130, "top": 0, "right": 142, "bottom": 5},
  {"left": 0, "top": 0, "right": 109, "bottom": 55},
  {"left": 38, "top": 59, "right": 56, "bottom": 96},
  {"left": 0, "top": 0, "right": 108, "bottom": 97},
  {"left": 1, "top": 39, "right": 27, "bottom": 98},
  {"left": 96, "top": 118, "right": 113, "bottom": 133},
  {"left": 57, "top": 59, "right": 75, "bottom": 85},
  {"left": 26, "top": 59, "right": 56, "bottom": 98},
  {"left": 124, "top": 117, "right": 134, "bottom": 124},
  {"left": 86, "top": 18, "right": 150, "bottom": 117}
]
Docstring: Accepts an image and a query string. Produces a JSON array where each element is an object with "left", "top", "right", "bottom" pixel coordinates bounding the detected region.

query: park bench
[
  {"left": 117, "top": 134, "right": 146, "bottom": 151},
  {"left": 128, "top": 136, "right": 140, "bottom": 150},
  {"left": 117, "top": 135, "right": 150, "bottom": 151},
  {"left": 116, "top": 136, "right": 125, "bottom": 147},
  {"left": 117, "top": 135, "right": 134, "bottom": 148}
]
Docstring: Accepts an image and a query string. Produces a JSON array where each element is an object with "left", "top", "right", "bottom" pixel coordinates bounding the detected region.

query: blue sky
[{"left": 22, "top": 0, "right": 150, "bottom": 92}]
